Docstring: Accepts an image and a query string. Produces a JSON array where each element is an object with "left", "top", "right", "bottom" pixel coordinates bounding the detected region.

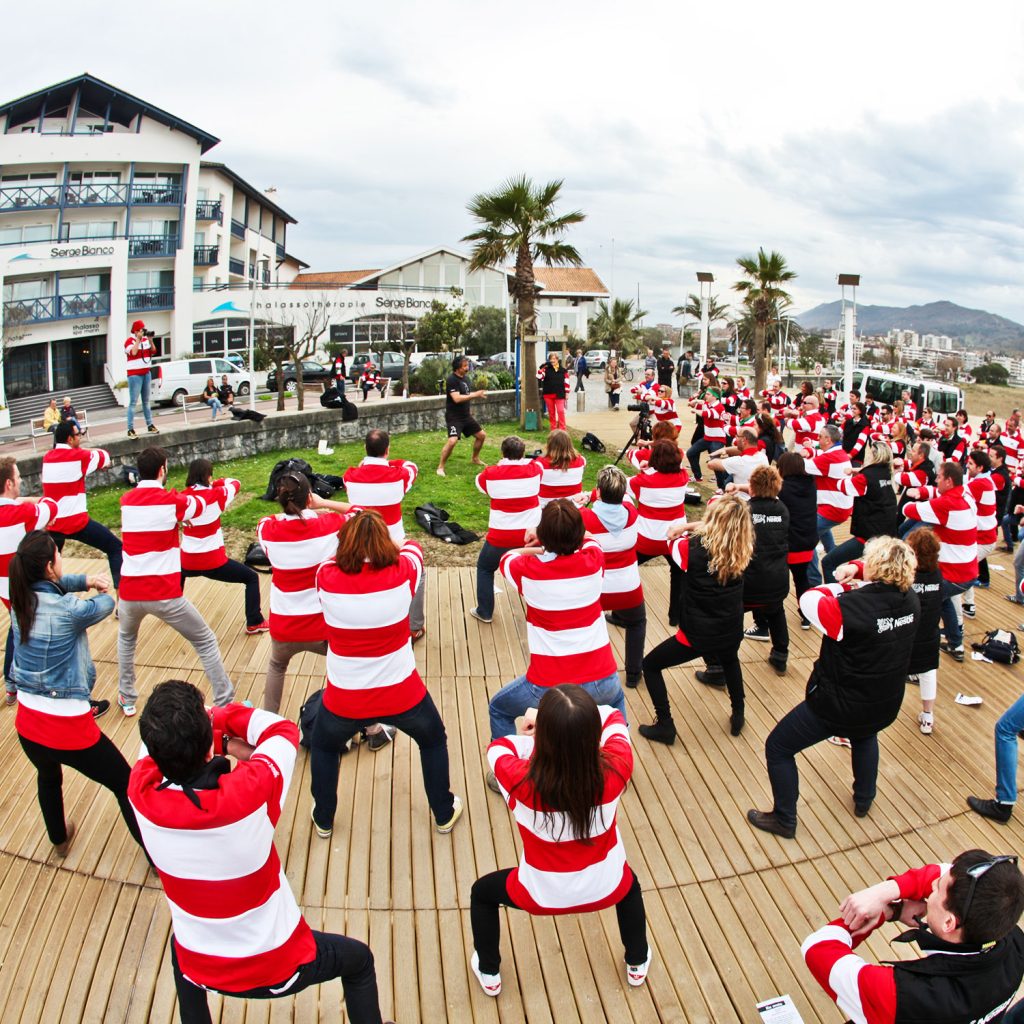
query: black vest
[
  {"left": 850, "top": 463, "right": 899, "bottom": 542},
  {"left": 675, "top": 536, "right": 745, "bottom": 650},
  {"left": 889, "top": 926, "right": 1024, "bottom": 1024},
  {"left": 780, "top": 475, "right": 818, "bottom": 553},
  {"left": 898, "top": 459, "right": 936, "bottom": 518},
  {"left": 993, "top": 465, "right": 1012, "bottom": 519},
  {"left": 743, "top": 497, "right": 790, "bottom": 606},
  {"left": 806, "top": 582, "right": 918, "bottom": 738},
  {"left": 843, "top": 416, "right": 869, "bottom": 454},
  {"left": 907, "top": 568, "right": 943, "bottom": 675}
]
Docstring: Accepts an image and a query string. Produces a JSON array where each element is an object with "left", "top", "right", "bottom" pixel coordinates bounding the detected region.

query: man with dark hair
[
  {"left": 117, "top": 448, "right": 233, "bottom": 717},
  {"left": 130, "top": 680, "right": 389, "bottom": 1024},
  {"left": 656, "top": 346, "right": 675, "bottom": 391},
  {"left": 437, "top": 355, "right": 487, "bottom": 477},
  {"left": 803, "top": 850, "right": 1024, "bottom": 1024}
]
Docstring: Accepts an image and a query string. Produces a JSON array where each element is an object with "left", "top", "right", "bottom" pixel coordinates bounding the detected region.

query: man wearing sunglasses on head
[{"left": 803, "top": 850, "right": 1024, "bottom": 1024}]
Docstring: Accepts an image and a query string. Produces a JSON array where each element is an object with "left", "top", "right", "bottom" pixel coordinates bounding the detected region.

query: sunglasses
[{"left": 959, "top": 855, "right": 1018, "bottom": 930}]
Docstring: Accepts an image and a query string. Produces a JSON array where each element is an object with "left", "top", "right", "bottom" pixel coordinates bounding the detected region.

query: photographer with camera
[{"left": 124, "top": 319, "right": 159, "bottom": 439}]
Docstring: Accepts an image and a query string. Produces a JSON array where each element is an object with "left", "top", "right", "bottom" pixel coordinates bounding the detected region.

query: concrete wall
[{"left": 18, "top": 391, "right": 516, "bottom": 493}]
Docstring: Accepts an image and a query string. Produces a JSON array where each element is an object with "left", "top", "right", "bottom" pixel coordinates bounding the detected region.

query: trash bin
[{"left": 524, "top": 410, "right": 539, "bottom": 431}]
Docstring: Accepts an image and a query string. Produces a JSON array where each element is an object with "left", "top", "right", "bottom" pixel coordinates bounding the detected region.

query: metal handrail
[
  {"left": 128, "top": 234, "right": 178, "bottom": 258},
  {"left": 2, "top": 291, "right": 111, "bottom": 323},
  {"left": 0, "top": 184, "right": 62, "bottom": 210},
  {"left": 65, "top": 183, "right": 128, "bottom": 206},
  {"left": 126, "top": 288, "right": 174, "bottom": 311},
  {"left": 129, "top": 184, "right": 182, "bottom": 206},
  {"left": 228, "top": 257, "right": 245, "bottom": 275},
  {"left": 194, "top": 245, "right": 219, "bottom": 266},
  {"left": 195, "top": 200, "right": 222, "bottom": 221},
  {"left": 230, "top": 219, "right": 246, "bottom": 239}
]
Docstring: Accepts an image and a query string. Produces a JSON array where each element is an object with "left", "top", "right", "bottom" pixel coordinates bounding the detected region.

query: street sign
[{"left": 814, "top": 362, "right": 823, "bottom": 376}]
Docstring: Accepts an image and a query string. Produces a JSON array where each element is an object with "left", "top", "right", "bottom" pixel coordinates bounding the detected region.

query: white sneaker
[
  {"left": 827, "top": 735, "right": 851, "bottom": 748},
  {"left": 470, "top": 951, "right": 501, "bottom": 996},
  {"left": 918, "top": 711, "right": 934, "bottom": 735},
  {"left": 626, "top": 948, "right": 652, "bottom": 986}
]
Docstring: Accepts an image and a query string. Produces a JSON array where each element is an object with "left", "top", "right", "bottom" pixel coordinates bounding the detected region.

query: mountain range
[{"left": 795, "top": 300, "right": 1024, "bottom": 348}]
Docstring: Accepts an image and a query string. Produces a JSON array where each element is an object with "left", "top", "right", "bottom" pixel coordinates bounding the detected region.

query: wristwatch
[{"left": 888, "top": 900, "right": 904, "bottom": 924}]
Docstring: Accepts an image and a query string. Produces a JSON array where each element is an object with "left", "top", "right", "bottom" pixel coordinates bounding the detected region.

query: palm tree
[
  {"left": 732, "top": 249, "right": 797, "bottom": 391},
  {"left": 463, "top": 176, "right": 585, "bottom": 421},
  {"left": 589, "top": 298, "right": 648, "bottom": 355},
  {"left": 672, "top": 292, "right": 731, "bottom": 358}
]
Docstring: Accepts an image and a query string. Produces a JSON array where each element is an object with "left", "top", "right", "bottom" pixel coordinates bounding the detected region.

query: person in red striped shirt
[
  {"left": 1, "top": 457, "right": 58, "bottom": 704},
  {"left": 311, "top": 510, "right": 463, "bottom": 837},
  {"left": 130, "top": 680, "right": 389, "bottom": 1024},
  {"left": 257, "top": 472, "right": 355, "bottom": 714},
  {"left": 9, "top": 531, "right": 144, "bottom": 858},
  {"left": 487, "top": 500, "right": 626, "bottom": 755},
  {"left": 181, "top": 459, "right": 268, "bottom": 635},
  {"left": 469, "top": 687, "right": 650, "bottom": 997},
  {"left": 686, "top": 386, "right": 728, "bottom": 483},
  {"left": 124, "top": 318, "right": 159, "bottom": 438},
  {"left": 117, "top": 448, "right": 234, "bottom": 718},
  {"left": 342, "top": 429, "right": 425, "bottom": 642},
  {"left": 537, "top": 429, "right": 586, "bottom": 507},
  {"left": 43, "top": 420, "right": 123, "bottom": 593},
  {"left": 471, "top": 435, "right": 544, "bottom": 623},
  {"left": 962, "top": 449, "right": 997, "bottom": 620},
  {"left": 582, "top": 466, "right": 645, "bottom": 687},
  {"left": 802, "top": 422, "right": 854, "bottom": 587}
]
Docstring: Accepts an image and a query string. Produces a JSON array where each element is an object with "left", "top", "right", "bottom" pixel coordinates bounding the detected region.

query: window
[
  {"left": 927, "top": 389, "right": 959, "bottom": 415},
  {"left": 67, "top": 170, "right": 121, "bottom": 184},
  {"left": 130, "top": 219, "right": 179, "bottom": 237},
  {"left": 1, "top": 172, "right": 58, "bottom": 183},
  {"left": 0, "top": 224, "right": 53, "bottom": 245},
  {"left": 215, "top": 360, "right": 236, "bottom": 374},
  {"left": 133, "top": 171, "right": 181, "bottom": 185},
  {"left": 63, "top": 221, "right": 117, "bottom": 240},
  {"left": 189, "top": 360, "right": 213, "bottom": 375},
  {"left": 3, "top": 277, "right": 49, "bottom": 301},
  {"left": 127, "top": 269, "right": 173, "bottom": 291}
]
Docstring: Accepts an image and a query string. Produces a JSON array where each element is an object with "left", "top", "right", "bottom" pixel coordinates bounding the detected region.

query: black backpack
[
  {"left": 263, "top": 458, "right": 315, "bottom": 500},
  {"left": 581, "top": 432, "right": 606, "bottom": 453},
  {"left": 243, "top": 541, "right": 271, "bottom": 573},
  {"left": 972, "top": 630, "right": 1021, "bottom": 665}
]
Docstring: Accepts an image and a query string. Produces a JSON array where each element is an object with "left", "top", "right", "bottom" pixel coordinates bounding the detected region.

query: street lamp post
[
  {"left": 248, "top": 256, "right": 270, "bottom": 411},
  {"left": 837, "top": 274, "right": 860, "bottom": 393},
  {"left": 696, "top": 271, "right": 714, "bottom": 370}
]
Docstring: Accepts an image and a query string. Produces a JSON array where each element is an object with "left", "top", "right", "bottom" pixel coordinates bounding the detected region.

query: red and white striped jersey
[
  {"left": 790, "top": 411, "right": 827, "bottom": 448},
  {"left": 124, "top": 334, "right": 155, "bottom": 376},
  {"left": 16, "top": 689, "right": 100, "bottom": 750},
  {"left": 901, "top": 399, "right": 918, "bottom": 422},
  {"left": 181, "top": 479, "right": 240, "bottom": 571},
  {"left": 342, "top": 457, "right": 417, "bottom": 542},
  {"left": 0, "top": 497, "right": 58, "bottom": 608},
  {"left": 628, "top": 468, "right": 689, "bottom": 555},
  {"left": 727, "top": 414, "right": 759, "bottom": 440},
  {"left": 650, "top": 397, "right": 681, "bottom": 429},
  {"left": 257, "top": 511, "right": 347, "bottom": 642},
  {"left": 120, "top": 482, "right": 208, "bottom": 601},
  {"left": 803, "top": 445, "right": 854, "bottom": 523},
  {"left": 499, "top": 539, "right": 616, "bottom": 686},
  {"left": 537, "top": 454, "right": 586, "bottom": 507},
  {"left": 691, "top": 398, "right": 727, "bottom": 443},
  {"left": 579, "top": 504, "right": 643, "bottom": 609},
  {"left": 129, "top": 706, "right": 316, "bottom": 994},
  {"left": 476, "top": 459, "right": 543, "bottom": 547},
  {"left": 759, "top": 389, "right": 790, "bottom": 416},
  {"left": 487, "top": 706, "right": 634, "bottom": 915},
  {"left": 903, "top": 484, "right": 978, "bottom": 584},
  {"left": 42, "top": 445, "right": 111, "bottom": 534},
  {"left": 317, "top": 540, "right": 426, "bottom": 719},
  {"left": 967, "top": 472, "right": 998, "bottom": 545},
  {"left": 1000, "top": 428, "right": 1022, "bottom": 471},
  {"left": 360, "top": 369, "right": 381, "bottom": 387},
  {"left": 799, "top": 581, "right": 855, "bottom": 640}
]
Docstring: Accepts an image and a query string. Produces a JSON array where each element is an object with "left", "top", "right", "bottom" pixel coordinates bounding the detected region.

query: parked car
[
  {"left": 151, "top": 358, "right": 253, "bottom": 406},
  {"left": 265, "top": 361, "right": 334, "bottom": 393},
  {"left": 485, "top": 352, "right": 517, "bottom": 369},
  {"left": 347, "top": 352, "right": 406, "bottom": 383},
  {"left": 585, "top": 349, "right": 611, "bottom": 370}
]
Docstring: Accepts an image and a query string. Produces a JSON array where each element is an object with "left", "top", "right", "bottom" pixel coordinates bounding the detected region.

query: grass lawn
[{"left": 961, "top": 382, "right": 1024, "bottom": 422}]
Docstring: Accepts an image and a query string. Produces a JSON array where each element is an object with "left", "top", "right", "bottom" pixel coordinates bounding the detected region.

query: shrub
[{"left": 409, "top": 357, "right": 450, "bottom": 396}]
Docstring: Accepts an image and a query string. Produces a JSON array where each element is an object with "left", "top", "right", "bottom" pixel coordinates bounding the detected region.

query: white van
[
  {"left": 839, "top": 370, "right": 965, "bottom": 416},
  {"left": 151, "top": 357, "right": 253, "bottom": 406}
]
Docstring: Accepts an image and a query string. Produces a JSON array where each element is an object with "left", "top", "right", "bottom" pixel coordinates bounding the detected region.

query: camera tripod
[{"left": 614, "top": 410, "right": 653, "bottom": 466}]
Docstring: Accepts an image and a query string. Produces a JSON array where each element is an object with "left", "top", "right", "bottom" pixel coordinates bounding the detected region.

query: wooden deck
[{"left": 1, "top": 549, "right": 1024, "bottom": 1023}]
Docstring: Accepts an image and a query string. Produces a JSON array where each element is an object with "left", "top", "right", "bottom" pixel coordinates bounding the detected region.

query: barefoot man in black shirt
[{"left": 437, "top": 355, "right": 487, "bottom": 476}]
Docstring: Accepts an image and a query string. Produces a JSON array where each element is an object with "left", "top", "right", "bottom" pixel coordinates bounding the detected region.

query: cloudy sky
[{"left": 4, "top": 0, "right": 1023, "bottom": 325}]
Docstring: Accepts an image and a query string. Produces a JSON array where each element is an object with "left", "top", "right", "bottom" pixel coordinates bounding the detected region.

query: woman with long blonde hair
[{"left": 638, "top": 495, "right": 754, "bottom": 744}]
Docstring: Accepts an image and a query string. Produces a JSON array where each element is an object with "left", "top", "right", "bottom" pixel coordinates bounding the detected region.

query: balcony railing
[
  {"left": 127, "top": 288, "right": 174, "bottom": 312},
  {"left": 230, "top": 219, "right": 246, "bottom": 240},
  {"left": 195, "top": 199, "right": 222, "bottom": 222},
  {"left": 228, "top": 257, "right": 245, "bottom": 276},
  {"left": 194, "top": 244, "right": 219, "bottom": 266},
  {"left": 128, "top": 234, "right": 178, "bottom": 258},
  {"left": 2, "top": 291, "right": 111, "bottom": 324},
  {"left": 65, "top": 183, "right": 128, "bottom": 206},
  {"left": 276, "top": 242, "right": 285, "bottom": 259},
  {"left": 0, "top": 184, "right": 62, "bottom": 210},
  {"left": 129, "top": 184, "right": 182, "bottom": 206}
]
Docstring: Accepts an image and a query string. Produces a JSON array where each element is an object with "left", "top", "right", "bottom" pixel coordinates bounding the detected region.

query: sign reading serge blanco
[{"left": 245, "top": 288, "right": 460, "bottom": 322}]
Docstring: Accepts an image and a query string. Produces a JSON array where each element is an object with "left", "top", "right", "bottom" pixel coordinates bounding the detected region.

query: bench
[{"left": 29, "top": 409, "right": 90, "bottom": 452}]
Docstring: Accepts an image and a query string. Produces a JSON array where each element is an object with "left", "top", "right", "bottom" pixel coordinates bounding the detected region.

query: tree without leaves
[
  {"left": 463, "top": 175, "right": 584, "bottom": 422},
  {"left": 255, "top": 303, "right": 331, "bottom": 411},
  {"left": 732, "top": 248, "right": 796, "bottom": 391}
]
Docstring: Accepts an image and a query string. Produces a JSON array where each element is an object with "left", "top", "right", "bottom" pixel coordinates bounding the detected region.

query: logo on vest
[
  {"left": 751, "top": 514, "right": 783, "bottom": 525},
  {"left": 877, "top": 613, "right": 914, "bottom": 633}
]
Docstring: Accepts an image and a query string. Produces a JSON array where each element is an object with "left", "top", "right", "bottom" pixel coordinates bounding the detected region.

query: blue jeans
[
  {"left": 941, "top": 577, "right": 975, "bottom": 649},
  {"left": 475, "top": 540, "right": 514, "bottom": 620},
  {"left": 684, "top": 438, "right": 723, "bottom": 482},
  {"left": 126, "top": 372, "right": 153, "bottom": 430},
  {"left": 205, "top": 396, "right": 222, "bottom": 418},
  {"left": 821, "top": 537, "right": 865, "bottom": 585},
  {"left": 1002, "top": 512, "right": 1020, "bottom": 548},
  {"left": 995, "top": 693, "right": 1024, "bottom": 804},
  {"left": 806, "top": 514, "right": 840, "bottom": 587},
  {"left": 310, "top": 691, "right": 454, "bottom": 826},
  {"left": 3, "top": 626, "right": 12, "bottom": 686},
  {"left": 488, "top": 672, "right": 626, "bottom": 741},
  {"left": 898, "top": 517, "right": 923, "bottom": 539}
]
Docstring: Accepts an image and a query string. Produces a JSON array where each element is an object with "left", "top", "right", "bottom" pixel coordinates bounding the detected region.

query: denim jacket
[{"left": 11, "top": 574, "right": 113, "bottom": 701}]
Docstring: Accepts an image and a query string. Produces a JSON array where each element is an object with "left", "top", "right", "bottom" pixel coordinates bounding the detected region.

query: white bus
[{"left": 838, "top": 370, "right": 965, "bottom": 416}]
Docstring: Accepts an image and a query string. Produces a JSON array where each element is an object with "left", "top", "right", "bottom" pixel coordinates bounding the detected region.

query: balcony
[
  {"left": 2, "top": 291, "right": 110, "bottom": 324},
  {"left": 0, "top": 184, "right": 62, "bottom": 211},
  {"left": 228, "top": 257, "right": 245, "bottom": 276},
  {"left": 128, "top": 234, "right": 178, "bottom": 258},
  {"left": 194, "top": 244, "right": 219, "bottom": 266},
  {"left": 276, "top": 242, "right": 285, "bottom": 260},
  {"left": 65, "top": 183, "right": 128, "bottom": 207},
  {"left": 195, "top": 199, "right": 222, "bottom": 222},
  {"left": 129, "top": 184, "right": 182, "bottom": 207},
  {"left": 230, "top": 218, "right": 246, "bottom": 240},
  {"left": 127, "top": 288, "right": 174, "bottom": 312}
]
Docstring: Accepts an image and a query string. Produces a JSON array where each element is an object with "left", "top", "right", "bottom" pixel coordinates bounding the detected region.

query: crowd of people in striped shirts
[{"left": 5, "top": 372, "right": 1024, "bottom": 1022}]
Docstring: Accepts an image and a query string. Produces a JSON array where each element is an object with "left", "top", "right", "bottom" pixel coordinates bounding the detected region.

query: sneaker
[
  {"left": 800, "top": 614, "right": 811, "bottom": 630},
  {"left": 366, "top": 724, "right": 396, "bottom": 752},
  {"left": 625, "top": 948, "right": 653, "bottom": 987},
  {"left": 470, "top": 951, "right": 501, "bottom": 997},
  {"left": 918, "top": 711, "right": 933, "bottom": 735},
  {"left": 828, "top": 736, "right": 851, "bottom": 748},
  {"left": 977, "top": 581, "right": 991, "bottom": 589},
  {"left": 638, "top": 719, "right": 677, "bottom": 745},
  {"left": 4, "top": 687, "right": 16, "bottom": 707},
  {"left": 1006, "top": 594, "right": 1024, "bottom": 606},
  {"left": 245, "top": 620, "right": 270, "bottom": 634},
  {"left": 90, "top": 699, "right": 110, "bottom": 720},
  {"left": 743, "top": 626, "right": 770, "bottom": 642},
  {"left": 746, "top": 809, "right": 796, "bottom": 839},
  {"left": 118, "top": 694, "right": 136, "bottom": 717},
  {"left": 967, "top": 796, "right": 1013, "bottom": 823},
  {"left": 907, "top": 674, "right": 920, "bottom": 685},
  {"left": 147, "top": 424, "right": 160, "bottom": 433},
  {"left": 485, "top": 769, "right": 501, "bottom": 794},
  {"left": 469, "top": 608, "right": 492, "bottom": 624},
  {"left": 962, "top": 603, "right": 976, "bottom": 619},
  {"left": 436, "top": 467, "right": 446, "bottom": 477},
  {"left": 625, "top": 673, "right": 642, "bottom": 689},
  {"left": 940, "top": 641, "right": 965, "bottom": 662},
  {"left": 768, "top": 649, "right": 788, "bottom": 675},
  {"left": 310, "top": 808, "right": 332, "bottom": 839},
  {"left": 854, "top": 800, "right": 873, "bottom": 818},
  {"left": 126, "top": 429, "right": 137, "bottom": 439},
  {"left": 435, "top": 794, "right": 463, "bottom": 834}
]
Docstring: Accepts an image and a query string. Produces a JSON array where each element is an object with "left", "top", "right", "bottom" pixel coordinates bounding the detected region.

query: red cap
[{"left": 131, "top": 319, "right": 145, "bottom": 333}]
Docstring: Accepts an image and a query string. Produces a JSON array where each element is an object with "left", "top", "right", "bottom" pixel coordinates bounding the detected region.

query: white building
[{"left": 0, "top": 74, "right": 305, "bottom": 415}]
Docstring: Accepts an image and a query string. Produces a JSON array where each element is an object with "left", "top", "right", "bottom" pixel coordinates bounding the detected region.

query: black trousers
[
  {"left": 636, "top": 552, "right": 683, "bottom": 621},
  {"left": 470, "top": 868, "right": 647, "bottom": 975},
  {"left": 749, "top": 601, "right": 790, "bottom": 654},
  {"left": 608, "top": 602, "right": 647, "bottom": 679},
  {"left": 18, "top": 733, "right": 144, "bottom": 849},
  {"left": 52, "top": 517, "right": 123, "bottom": 588},
  {"left": 643, "top": 635, "right": 744, "bottom": 718},
  {"left": 171, "top": 932, "right": 383, "bottom": 1024},
  {"left": 182, "top": 559, "right": 264, "bottom": 627}
]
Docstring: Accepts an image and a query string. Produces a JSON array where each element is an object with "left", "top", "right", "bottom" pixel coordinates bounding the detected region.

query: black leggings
[
  {"left": 789, "top": 560, "right": 811, "bottom": 603},
  {"left": 637, "top": 552, "right": 683, "bottom": 619},
  {"left": 643, "top": 635, "right": 744, "bottom": 718},
  {"left": 182, "top": 558, "right": 264, "bottom": 627},
  {"left": 470, "top": 868, "right": 647, "bottom": 975},
  {"left": 18, "top": 733, "right": 144, "bottom": 849}
]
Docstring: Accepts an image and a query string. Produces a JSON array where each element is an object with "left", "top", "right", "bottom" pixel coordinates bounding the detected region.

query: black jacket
[
  {"left": 907, "top": 568, "right": 942, "bottom": 674},
  {"left": 842, "top": 416, "right": 871, "bottom": 455},
  {"left": 993, "top": 464, "right": 1012, "bottom": 519},
  {"left": 780, "top": 475, "right": 818, "bottom": 554},
  {"left": 897, "top": 458, "right": 936, "bottom": 519},
  {"left": 656, "top": 355, "right": 674, "bottom": 387},
  {"left": 743, "top": 497, "right": 790, "bottom": 606},
  {"left": 675, "top": 535, "right": 745, "bottom": 650},
  {"left": 538, "top": 363, "right": 569, "bottom": 397},
  {"left": 850, "top": 463, "right": 898, "bottom": 542}
]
